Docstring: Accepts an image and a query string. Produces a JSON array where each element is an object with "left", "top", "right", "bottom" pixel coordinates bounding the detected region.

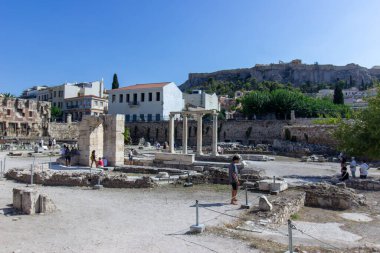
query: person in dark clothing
[
  {"left": 340, "top": 166, "right": 349, "bottom": 181},
  {"left": 228, "top": 155, "right": 240, "bottom": 205},
  {"left": 65, "top": 146, "right": 71, "bottom": 166}
]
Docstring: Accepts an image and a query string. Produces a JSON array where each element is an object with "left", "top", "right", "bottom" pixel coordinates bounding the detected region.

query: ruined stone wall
[
  {"left": 0, "top": 97, "right": 50, "bottom": 138},
  {"left": 282, "top": 125, "right": 337, "bottom": 146},
  {"left": 126, "top": 119, "right": 314, "bottom": 146},
  {"left": 48, "top": 122, "right": 79, "bottom": 140}
]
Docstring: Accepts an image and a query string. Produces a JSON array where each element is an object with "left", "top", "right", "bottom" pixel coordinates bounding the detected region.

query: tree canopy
[
  {"left": 240, "top": 89, "right": 351, "bottom": 119},
  {"left": 334, "top": 90, "right": 380, "bottom": 160},
  {"left": 333, "top": 85, "right": 344, "bottom": 104}
]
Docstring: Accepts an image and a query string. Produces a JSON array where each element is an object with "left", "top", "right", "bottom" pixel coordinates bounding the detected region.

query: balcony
[{"left": 128, "top": 101, "right": 140, "bottom": 107}]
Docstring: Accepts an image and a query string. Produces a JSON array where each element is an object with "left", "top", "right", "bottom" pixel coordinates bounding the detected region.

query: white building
[
  {"left": 183, "top": 90, "right": 220, "bottom": 111},
  {"left": 108, "top": 82, "right": 184, "bottom": 122},
  {"left": 36, "top": 80, "right": 104, "bottom": 109},
  {"left": 316, "top": 89, "right": 334, "bottom": 98},
  {"left": 342, "top": 87, "right": 359, "bottom": 98},
  {"left": 64, "top": 95, "right": 108, "bottom": 121},
  {"left": 20, "top": 86, "right": 48, "bottom": 99}
]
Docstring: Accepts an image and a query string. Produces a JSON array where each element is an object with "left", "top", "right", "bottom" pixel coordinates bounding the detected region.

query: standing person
[
  {"left": 359, "top": 160, "right": 369, "bottom": 179},
  {"left": 350, "top": 157, "right": 357, "bottom": 178},
  {"left": 52, "top": 138, "right": 56, "bottom": 151},
  {"left": 228, "top": 155, "right": 240, "bottom": 205},
  {"left": 128, "top": 149, "right": 134, "bottom": 165},
  {"left": 65, "top": 146, "right": 71, "bottom": 166},
  {"left": 340, "top": 155, "right": 347, "bottom": 172},
  {"left": 48, "top": 138, "right": 52, "bottom": 150},
  {"left": 90, "top": 150, "right": 96, "bottom": 168}
]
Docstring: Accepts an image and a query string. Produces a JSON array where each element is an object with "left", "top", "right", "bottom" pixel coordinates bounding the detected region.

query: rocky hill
[{"left": 180, "top": 61, "right": 380, "bottom": 92}]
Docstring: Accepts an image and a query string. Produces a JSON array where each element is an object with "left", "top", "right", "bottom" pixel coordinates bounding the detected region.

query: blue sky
[{"left": 1, "top": 0, "right": 380, "bottom": 95}]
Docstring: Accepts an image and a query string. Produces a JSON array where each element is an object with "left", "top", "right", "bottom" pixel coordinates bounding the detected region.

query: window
[
  {"left": 141, "top": 93, "right": 145, "bottom": 102},
  {"left": 147, "top": 114, "right": 152, "bottom": 121},
  {"left": 112, "top": 95, "right": 116, "bottom": 103},
  {"left": 100, "top": 102, "right": 103, "bottom": 106},
  {"left": 155, "top": 114, "right": 160, "bottom": 121},
  {"left": 140, "top": 114, "right": 145, "bottom": 121},
  {"left": 156, "top": 92, "right": 160, "bottom": 101},
  {"left": 7, "top": 109, "right": 11, "bottom": 116},
  {"left": 53, "top": 102, "right": 56, "bottom": 107},
  {"left": 133, "top": 93, "right": 137, "bottom": 104},
  {"left": 132, "top": 114, "right": 137, "bottom": 122},
  {"left": 119, "top": 94, "right": 123, "bottom": 103},
  {"left": 66, "top": 102, "right": 69, "bottom": 108},
  {"left": 126, "top": 94, "right": 130, "bottom": 103},
  {"left": 95, "top": 101, "right": 98, "bottom": 106},
  {"left": 125, "top": 114, "right": 130, "bottom": 122},
  {"left": 149, "top": 92, "right": 152, "bottom": 101},
  {"left": 53, "top": 91, "right": 57, "bottom": 97}
]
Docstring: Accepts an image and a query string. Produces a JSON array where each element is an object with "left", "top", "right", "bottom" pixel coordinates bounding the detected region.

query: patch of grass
[{"left": 290, "top": 213, "right": 300, "bottom": 220}]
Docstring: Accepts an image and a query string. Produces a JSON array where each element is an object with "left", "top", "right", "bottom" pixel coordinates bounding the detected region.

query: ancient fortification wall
[
  {"left": 48, "top": 122, "right": 79, "bottom": 140},
  {"left": 282, "top": 125, "right": 337, "bottom": 146}
]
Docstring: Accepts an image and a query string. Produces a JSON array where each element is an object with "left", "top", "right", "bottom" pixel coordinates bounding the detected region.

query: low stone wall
[
  {"left": 273, "top": 139, "right": 337, "bottom": 156},
  {"left": 344, "top": 179, "right": 380, "bottom": 191},
  {"left": 302, "top": 183, "right": 366, "bottom": 210},
  {"left": 6, "top": 168, "right": 156, "bottom": 189},
  {"left": 249, "top": 191, "right": 306, "bottom": 228},
  {"left": 282, "top": 125, "right": 337, "bottom": 146}
]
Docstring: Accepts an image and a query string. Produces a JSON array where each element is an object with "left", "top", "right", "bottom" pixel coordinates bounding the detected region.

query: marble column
[
  {"left": 182, "top": 114, "right": 188, "bottom": 154},
  {"left": 169, "top": 114, "right": 175, "bottom": 153},
  {"left": 211, "top": 113, "right": 218, "bottom": 156},
  {"left": 196, "top": 114, "right": 203, "bottom": 155}
]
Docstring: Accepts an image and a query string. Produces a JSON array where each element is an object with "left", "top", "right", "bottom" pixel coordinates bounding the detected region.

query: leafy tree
[
  {"left": 112, "top": 73, "right": 119, "bottom": 89},
  {"left": 240, "top": 91, "right": 271, "bottom": 118},
  {"left": 51, "top": 106, "right": 63, "bottom": 121},
  {"left": 333, "top": 85, "right": 344, "bottom": 104},
  {"left": 334, "top": 91, "right": 380, "bottom": 159},
  {"left": 123, "top": 128, "right": 132, "bottom": 144}
]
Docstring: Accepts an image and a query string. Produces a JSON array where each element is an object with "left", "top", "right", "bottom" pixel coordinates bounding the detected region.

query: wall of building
[
  {"left": 162, "top": 83, "right": 184, "bottom": 117},
  {"left": 48, "top": 122, "right": 79, "bottom": 140},
  {"left": 0, "top": 98, "right": 50, "bottom": 138},
  {"left": 183, "top": 92, "right": 219, "bottom": 110}
]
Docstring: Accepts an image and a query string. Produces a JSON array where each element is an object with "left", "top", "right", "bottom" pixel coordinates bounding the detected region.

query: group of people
[
  {"left": 90, "top": 150, "right": 108, "bottom": 168},
  {"left": 340, "top": 155, "right": 370, "bottom": 181}
]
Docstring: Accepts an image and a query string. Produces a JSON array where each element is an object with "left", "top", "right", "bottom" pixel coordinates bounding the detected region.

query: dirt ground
[{"left": 1, "top": 152, "right": 380, "bottom": 253}]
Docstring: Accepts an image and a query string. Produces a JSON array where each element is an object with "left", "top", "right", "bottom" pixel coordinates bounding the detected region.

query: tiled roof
[
  {"left": 65, "top": 95, "right": 106, "bottom": 100},
  {"left": 111, "top": 82, "right": 171, "bottom": 91}
]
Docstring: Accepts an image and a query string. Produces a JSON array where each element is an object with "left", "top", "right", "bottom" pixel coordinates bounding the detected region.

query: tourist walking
[
  {"left": 359, "top": 160, "right": 369, "bottom": 179},
  {"left": 52, "top": 138, "right": 56, "bottom": 151},
  {"left": 48, "top": 138, "right": 52, "bottom": 150},
  {"left": 228, "top": 155, "right": 240, "bottom": 205},
  {"left": 90, "top": 150, "right": 96, "bottom": 168},
  {"left": 350, "top": 157, "right": 357, "bottom": 178}
]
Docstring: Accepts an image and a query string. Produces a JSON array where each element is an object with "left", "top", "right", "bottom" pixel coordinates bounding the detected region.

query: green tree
[
  {"left": 51, "top": 106, "right": 63, "bottom": 121},
  {"left": 333, "top": 85, "right": 344, "bottom": 104},
  {"left": 123, "top": 128, "right": 132, "bottom": 144},
  {"left": 240, "top": 91, "right": 271, "bottom": 118},
  {"left": 112, "top": 73, "right": 119, "bottom": 89},
  {"left": 1, "top": 93, "right": 15, "bottom": 98},
  {"left": 334, "top": 91, "right": 380, "bottom": 159}
]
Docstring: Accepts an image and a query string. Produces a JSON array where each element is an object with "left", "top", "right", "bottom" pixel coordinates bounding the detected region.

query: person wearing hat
[{"left": 349, "top": 157, "right": 357, "bottom": 178}]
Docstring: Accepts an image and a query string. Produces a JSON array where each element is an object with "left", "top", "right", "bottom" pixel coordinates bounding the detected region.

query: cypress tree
[
  {"left": 112, "top": 73, "right": 119, "bottom": 89},
  {"left": 333, "top": 85, "right": 344, "bottom": 104}
]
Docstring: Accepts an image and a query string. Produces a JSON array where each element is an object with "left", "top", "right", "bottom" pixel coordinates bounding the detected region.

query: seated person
[
  {"left": 340, "top": 166, "right": 349, "bottom": 181},
  {"left": 97, "top": 157, "right": 104, "bottom": 168}
]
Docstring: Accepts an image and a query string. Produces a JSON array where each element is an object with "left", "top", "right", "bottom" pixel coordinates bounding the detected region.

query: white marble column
[
  {"left": 196, "top": 114, "right": 203, "bottom": 155},
  {"left": 182, "top": 114, "right": 188, "bottom": 154},
  {"left": 169, "top": 114, "right": 175, "bottom": 153},
  {"left": 211, "top": 113, "right": 218, "bottom": 156}
]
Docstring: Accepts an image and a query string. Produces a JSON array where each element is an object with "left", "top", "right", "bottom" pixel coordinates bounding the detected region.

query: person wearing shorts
[{"left": 228, "top": 155, "right": 240, "bottom": 205}]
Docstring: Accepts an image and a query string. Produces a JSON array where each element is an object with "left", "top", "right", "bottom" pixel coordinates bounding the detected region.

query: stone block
[
  {"left": 259, "top": 196, "right": 272, "bottom": 211},
  {"left": 154, "top": 153, "right": 195, "bottom": 165},
  {"left": 13, "top": 188, "right": 24, "bottom": 210},
  {"left": 22, "top": 189, "right": 39, "bottom": 215},
  {"left": 258, "top": 179, "right": 288, "bottom": 192},
  {"left": 37, "top": 194, "right": 56, "bottom": 213}
]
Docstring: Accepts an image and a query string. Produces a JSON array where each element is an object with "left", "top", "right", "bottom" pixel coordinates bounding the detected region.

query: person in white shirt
[
  {"left": 359, "top": 160, "right": 369, "bottom": 179},
  {"left": 349, "top": 157, "right": 357, "bottom": 178}
]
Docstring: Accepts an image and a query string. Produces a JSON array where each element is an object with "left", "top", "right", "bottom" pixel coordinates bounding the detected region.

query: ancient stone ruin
[
  {"left": 78, "top": 114, "right": 125, "bottom": 166},
  {"left": 13, "top": 187, "right": 56, "bottom": 215}
]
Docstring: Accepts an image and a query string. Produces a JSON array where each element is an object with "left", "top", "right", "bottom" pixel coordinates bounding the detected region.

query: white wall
[
  {"left": 183, "top": 92, "right": 219, "bottom": 111},
  {"left": 163, "top": 83, "right": 184, "bottom": 118}
]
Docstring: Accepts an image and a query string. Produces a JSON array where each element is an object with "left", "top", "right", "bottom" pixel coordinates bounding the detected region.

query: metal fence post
[
  {"left": 288, "top": 219, "right": 293, "bottom": 253},
  {"left": 30, "top": 164, "right": 34, "bottom": 186},
  {"left": 190, "top": 200, "right": 205, "bottom": 233}
]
